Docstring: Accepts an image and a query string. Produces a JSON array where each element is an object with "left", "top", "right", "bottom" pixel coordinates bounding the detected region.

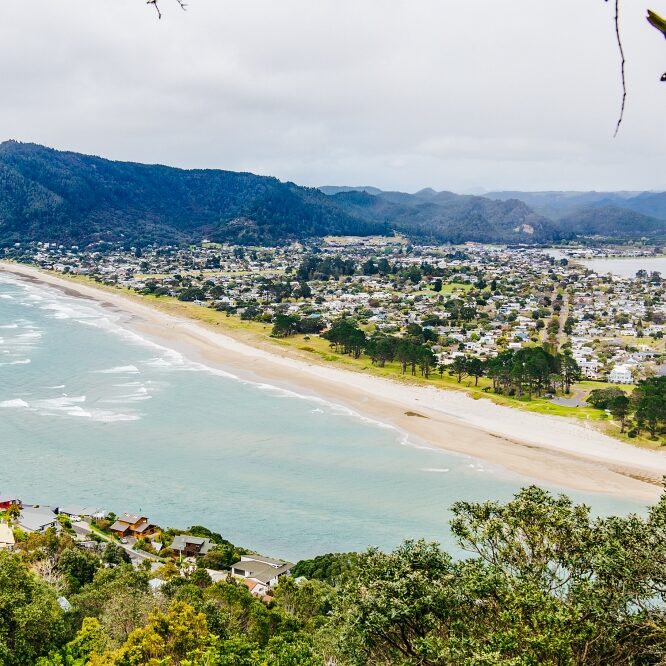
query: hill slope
[
  {"left": 0, "top": 141, "right": 387, "bottom": 246},
  {"left": 0, "top": 142, "right": 566, "bottom": 246}
]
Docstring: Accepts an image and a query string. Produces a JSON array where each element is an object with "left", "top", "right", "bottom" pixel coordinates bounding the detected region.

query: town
[
  {"left": 4, "top": 238, "right": 665, "bottom": 441},
  {"left": 0, "top": 491, "right": 294, "bottom": 605}
]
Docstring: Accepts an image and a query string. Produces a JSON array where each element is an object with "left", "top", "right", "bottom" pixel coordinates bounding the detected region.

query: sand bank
[{"left": 2, "top": 262, "right": 665, "bottom": 503}]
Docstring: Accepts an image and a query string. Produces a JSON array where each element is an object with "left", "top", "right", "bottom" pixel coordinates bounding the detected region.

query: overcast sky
[{"left": 1, "top": 0, "right": 664, "bottom": 192}]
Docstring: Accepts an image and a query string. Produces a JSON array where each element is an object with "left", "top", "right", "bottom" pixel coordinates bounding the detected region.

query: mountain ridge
[{"left": 0, "top": 141, "right": 663, "bottom": 247}]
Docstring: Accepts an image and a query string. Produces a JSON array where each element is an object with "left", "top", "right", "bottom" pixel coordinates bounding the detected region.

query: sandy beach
[{"left": 2, "top": 261, "right": 666, "bottom": 504}]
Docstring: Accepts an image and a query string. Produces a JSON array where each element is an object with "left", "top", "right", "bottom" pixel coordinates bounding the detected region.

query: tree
[
  {"left": 101, "top": 602, "right": 217, "bottom": 664},
  {"left": 0, "top": 552, "right": 65, "bottom": 665},
  {"left": 587, "top": 386, "right": 627, "bottom": 410},
  {"left": 633, "top": 376, "right": 666, "bottom": 439},
  {"left": 271, "top": 314, "right": 300, "bottom": 338},
  {"left": 560, "top": 352, "right": 581, "bottom": 394},
  {"left": 609, "top": 394, "right": 631, "bottom": 432},
  {"left": 465, "top": 357, "right": 484, "bottom": 386},
  {"left": 57, "top": 548, "right": 99, "bottom": 593},
  {"left": 102, "top": 543, "right": 132, "bottom": 566},
  {"left": 449, "top": 356, "right": 469, "bottom": 383},
  {"left": 334, "top": 487, "right": 666, "bottom": 665}
]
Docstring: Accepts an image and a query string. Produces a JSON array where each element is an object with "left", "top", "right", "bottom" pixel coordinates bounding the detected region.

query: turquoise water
[{"left": 0, "top": 274, "right": 647, "bottom": 560}]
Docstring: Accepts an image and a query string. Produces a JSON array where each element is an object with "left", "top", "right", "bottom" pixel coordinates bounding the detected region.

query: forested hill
[
  {"left": 0, "top": 141, "right": 562, "bottom": 247},
  {"left": 0, "top": 141, "right": 388, "bottom": 246}
]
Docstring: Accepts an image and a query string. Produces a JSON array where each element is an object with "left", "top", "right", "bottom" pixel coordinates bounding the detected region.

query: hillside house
[
  {"left": 19, "top": 507, "right": 58, "bottom": 533},
  {"left": 109, "top": 513, "right": 158, "bottom": 539},
  {"left": 231, "top": 555, "right": 294, "bottom": 588},
  {"left": 0, "top": 492, "right": 21, "bottom": 510},
  {"left": 170, "top": 535, "right": 214, "bottom": 558}
]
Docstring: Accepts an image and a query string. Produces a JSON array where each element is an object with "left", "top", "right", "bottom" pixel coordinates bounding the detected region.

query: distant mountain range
[
  {"left": 0, "top": 141, "right": 664, "bottom": 247},
  {"left": 321, "top": 186, "right": 666, "bottom": 243}
]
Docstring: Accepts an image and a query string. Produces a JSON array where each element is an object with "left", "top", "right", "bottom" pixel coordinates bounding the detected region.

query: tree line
[
  {"left": 587, "top": 376, "right": 666, "bottom": 439},
  {"left": 321, "top": 318, "right": 582, "bottom": 395}
]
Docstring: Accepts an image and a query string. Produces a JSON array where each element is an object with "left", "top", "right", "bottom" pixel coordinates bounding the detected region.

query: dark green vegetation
[
  {"left": 4, "top": 487, "right": 666, "bottom": 664},
  {"left": 2, "top": 141, "right": 663, "bottom": 248},
  {"left": 588, "top": 377, "right": 666, "bottom": 438},
  {"left": 0, "top": 141, "right": 386, "bottom": 247},
  {"left": 315, "top": 315, "right": 582, "bottom": 394}
]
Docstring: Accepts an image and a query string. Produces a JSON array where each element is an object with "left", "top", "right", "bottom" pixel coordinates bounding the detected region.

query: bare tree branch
[
  {"left": 609, "top": 0, "right": 627, "bottom": 138},
  {"left": 147, "top": 0, "right": 187, "bottom": 20}
]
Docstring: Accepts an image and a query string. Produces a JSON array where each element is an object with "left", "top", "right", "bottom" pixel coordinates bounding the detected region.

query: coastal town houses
[
  {"left": 57, "top": 505, "right": 105, "bottom": 521},
  {"left": 109, "top": 513, "right": 158, "bottom": 539},
  {"left": 170, "top": 535, "right": 214, "bottom": 558},
  {"left": 19, "top": 506, "right": 58, "bottom": 533},
  {"left": 0, "top": 492, "right": 21, "bottom": 510},
  {"left": 231, "top": 555, "right": 294, "bottom": 588}
]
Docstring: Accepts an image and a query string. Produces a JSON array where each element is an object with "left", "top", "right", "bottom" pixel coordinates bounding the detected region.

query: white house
[
  {"left": 230, "top": 555, "right": 294, "bottom": 588},
  {"left": 609, "top": 364, "right": 634, "bottom": 385}
]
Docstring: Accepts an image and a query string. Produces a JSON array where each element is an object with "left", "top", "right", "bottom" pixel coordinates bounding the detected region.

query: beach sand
[{"left": 3, "top": 261, "right": 665, "bottom": 503}]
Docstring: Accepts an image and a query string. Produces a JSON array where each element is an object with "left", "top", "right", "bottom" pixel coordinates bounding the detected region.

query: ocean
[{"left": 0, "top": 273, "right": 646, "bottom": 560}]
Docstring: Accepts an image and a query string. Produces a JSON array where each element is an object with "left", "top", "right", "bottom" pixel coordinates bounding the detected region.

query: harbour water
[
  {"left": 547, "top": 249, "right": 666, "bottom": 279},
  {"left": 0, "top": 273, "right": 646, "bottom": 560},
  {"left": 579, "top": 256, "right": 666, "bottom": 279}
]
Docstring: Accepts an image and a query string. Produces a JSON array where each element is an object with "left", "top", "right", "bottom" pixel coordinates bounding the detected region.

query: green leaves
[{"left": 647, "top": 10, "right": 666, "bottom": 38}]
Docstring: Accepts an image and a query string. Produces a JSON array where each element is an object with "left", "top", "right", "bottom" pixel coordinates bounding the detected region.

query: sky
[{"left": 1, "top": 0, "right": 664, "bottom": 193}]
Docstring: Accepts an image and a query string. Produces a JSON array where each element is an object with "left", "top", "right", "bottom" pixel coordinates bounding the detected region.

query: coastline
[{"left": 2, "top": 261, "right": 665, "bottom": 504}]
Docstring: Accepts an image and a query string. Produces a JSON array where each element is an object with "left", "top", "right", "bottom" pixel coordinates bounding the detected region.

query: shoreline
[{"left": 2, "top": 261, "right": 666, "bottom": 504}]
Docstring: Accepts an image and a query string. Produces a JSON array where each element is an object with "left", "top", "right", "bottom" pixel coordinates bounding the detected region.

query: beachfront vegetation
[
  {"left": 4, "top": 486, "right": 666, "bottom": 664},
  {"left": 586, "top": 377, "right": 666, "bottom": 439}
]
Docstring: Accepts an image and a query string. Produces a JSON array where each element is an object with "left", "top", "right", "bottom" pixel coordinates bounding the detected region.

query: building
[
  {"left": 0, "top": 492, "right": 21, "bottom": 510},
  {"left": 19, "top": 507, "right": 58, "bottom": 533},
  {"left": 609, "top": 364, "right": 634, "bottom": 385},
  {"left": 57, "top": 505, "right": 104, "bottom": 521},
  {"left": 230, "top": 555, "right": 294, "bottom": 588},
  {"left": 170, "top": 535, "right": 214, "bottom": 558},
  {"left": 0, "top": 523, "right": 15, "bottom": 549},
  {"left": 109, "top": 513, "right": 158, "bottom": 540}
]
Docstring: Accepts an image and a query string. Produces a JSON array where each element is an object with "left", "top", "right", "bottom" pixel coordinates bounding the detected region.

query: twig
[
  {"left": 611, "top": 0, "right": 627, "bottom": 137},
  {"left": 147, "top": 0, "right": 187, "bottom": 20}
]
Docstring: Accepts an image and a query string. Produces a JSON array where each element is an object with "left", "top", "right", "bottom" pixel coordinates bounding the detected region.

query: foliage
[
  {"left": 9, "top": 489, "right": 666, "bottom": 664},
  {"left": 587, "top": 386, "right": 627, "bottom": 409},
  {"left": 291, "top": 552, "right": 360, "bottom": 586},
  {"left": 333, "top": 486, "right": 666, "bottom": 665},
  {"left": 0, "top": 551, "right": 65, "bottom": 665}
]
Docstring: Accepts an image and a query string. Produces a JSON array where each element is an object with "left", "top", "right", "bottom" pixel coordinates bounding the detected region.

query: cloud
[{"left": 0, "top": 0, "right": 663, "bottom": 192}]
